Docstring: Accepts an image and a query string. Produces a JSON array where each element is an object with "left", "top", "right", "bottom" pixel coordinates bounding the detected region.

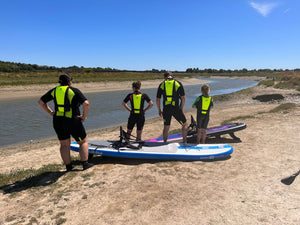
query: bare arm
[
  {"left": 38, "top": 99, "right": 55, "bottom": 116},
  {"left": 77, "top": 100, "right": 89, "bottom": 121},
  {"left": 180, "top": 96, "right": 186, "bottom": 112},
  {"left": 144, "top": 100, "right": 153, "bottom": 113},
  {"left": 122, "top": 101, "right": 131, "bottom": 112},
  {"left": 156, "top": 98, "right": 163, "bottom": 117}
]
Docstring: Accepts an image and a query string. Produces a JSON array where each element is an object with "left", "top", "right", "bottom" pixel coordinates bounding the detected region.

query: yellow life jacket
[
  {"left": 132, "top": 93, "right": 142, "bottom": 114},
  {"left": 52, "top": 86, "right": 75, "bottom": 118},
  {"left": 161, "top": 79, "right": 181, "bottom": 106},
  {"left": 201, "top": 96, "right": 212, "bottom": 114}
]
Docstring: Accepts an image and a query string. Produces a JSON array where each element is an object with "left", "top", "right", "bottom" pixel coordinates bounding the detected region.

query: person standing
[
  {"left": 156, "top": 71, "right": 188, "bottom": 143},
  {"left": 38, "top": 73, "right": 93, "bottom": 171},
  {"left": 192, "top": 84, "right": 214, "bottom": 144},
  {"left": 122, "top": 81, "right": 153, "bottom": 141}
]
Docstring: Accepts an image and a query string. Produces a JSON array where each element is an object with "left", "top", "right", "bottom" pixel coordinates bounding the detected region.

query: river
[{"left": 0, "top": 78, "right": 258, "bottom": 147}]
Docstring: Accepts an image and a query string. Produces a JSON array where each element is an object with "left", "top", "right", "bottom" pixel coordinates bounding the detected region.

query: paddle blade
[
  {"left": 281, "top": 170, "right": 300, "bottom": 185},
  {"left": 281, "top": 175, "right": 297, "bottom": 185}
]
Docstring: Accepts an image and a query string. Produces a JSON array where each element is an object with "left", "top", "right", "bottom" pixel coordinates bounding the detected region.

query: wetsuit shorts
[
  {"left": 197, "top": 115, "right": 209, "bottom": 129},
  {"left": 53, "top": 116, "right": 87, "bottom": 141},
  {"left": 127, "top": 113, "right": 145, "bottom": 131},
  {"left": 163, "top": 106, "right": 187, "bottom": 126}
]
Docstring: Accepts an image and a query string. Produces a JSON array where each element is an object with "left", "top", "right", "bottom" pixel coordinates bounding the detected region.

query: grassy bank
[
  {"left": 0, "top": 71, "right": 194, "bottom": 86},
  {"left": 1, "top": 70, "right": 299, "bottom": 92},
  {"left": 258, "top": 71, "right": 300, "bottom": 92},
  {"left": 0, "top": 70, "right": 287, "bottom": 86}
]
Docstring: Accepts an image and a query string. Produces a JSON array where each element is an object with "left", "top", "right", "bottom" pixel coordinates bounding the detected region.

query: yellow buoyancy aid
[
  {"left": 132, "top": 93, "right": 142, "bottom": 114},
  {"left": 201, "top": 96, "right": 212, "bottom": 114},
  {"left": 161, "top": 79, "right": 181, "bottom": 106},
  {"left": 52, "top": 86, "right": 75, "bottom": 118}
]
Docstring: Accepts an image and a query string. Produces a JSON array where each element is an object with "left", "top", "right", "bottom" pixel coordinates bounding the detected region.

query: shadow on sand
[{"left": 0, "top": 171, "right": 67, "bottom": 194}]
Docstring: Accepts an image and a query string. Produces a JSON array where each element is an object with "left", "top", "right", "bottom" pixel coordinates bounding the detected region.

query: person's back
[
  {"left": 122, "top": 81, "right": 153, "bottom": 140},
  {"left": 192, "top": 84, "right": 213, "bottom": 144},
  {"left": 156, "top": 71, "right": 188, "bottom": 143},
  {"left": 38, "top": 73, "right": 93, "bottom": 171}
]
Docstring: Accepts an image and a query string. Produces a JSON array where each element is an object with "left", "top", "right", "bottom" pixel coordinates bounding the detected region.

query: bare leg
[
  {"left": 59, "top": 139, "right": 71, "bottom": 165},
  {"left": 78, "top": 137, "right": 89, "bottom": 162},
  {"left": 201, "top": 129, "right": 207, "bottom": 144},
  {"left": 163, "top": 125, "right": 170, "bottom": 142},
  {"left": 78, "top": 137, "right": 94, "bottom": 170},
  {"left": 137, "top": 130, "right": 142, "bottom": 141},
  {"left": 126, "top": 129, "right": 132, "bottom": 139},
  {"left": 196, "top": 128, "right": 201, "bottom": 144},
  {"left": 182, "top": 122, "right": 188, "bottom": 143}
]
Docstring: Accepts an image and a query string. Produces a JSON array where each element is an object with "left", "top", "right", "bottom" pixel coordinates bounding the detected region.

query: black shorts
[
  {"left": 163, "top": 106, "right": 186, "bottom": 126},
  {"left": 127, "top": 113, "right": 145, "bottom": 130},
  {"left": 197, "top": 115, "right": 209, "bottom": 129},
  {"left": 53, "top": 116, "right": 87, "bottom": 141}
]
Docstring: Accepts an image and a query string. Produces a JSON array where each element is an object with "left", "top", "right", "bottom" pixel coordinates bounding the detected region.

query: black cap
[{"left": 59, "top": 73, "right": 72, "bottom": 85}]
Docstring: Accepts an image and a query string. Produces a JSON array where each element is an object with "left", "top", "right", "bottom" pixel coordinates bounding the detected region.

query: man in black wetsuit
[
  {"left": 156, "top": 71, "right": 188, "bottom": 143},
  {"left": 38, "top": 73, "right": 93, "bottom": 171}
]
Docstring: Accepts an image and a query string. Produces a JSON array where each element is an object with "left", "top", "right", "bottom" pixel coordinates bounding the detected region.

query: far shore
[{"left": 0, "top": 76, "right": 264, "bottom": 101}]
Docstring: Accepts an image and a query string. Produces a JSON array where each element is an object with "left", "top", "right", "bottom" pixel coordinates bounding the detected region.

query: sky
[{"left": 0, "top": 0, "right": 299, "bottom": 71}]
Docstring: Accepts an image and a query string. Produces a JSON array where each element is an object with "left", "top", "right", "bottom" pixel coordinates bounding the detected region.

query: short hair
[
  {"left": 132, "top": 81, "right": 141, "bottom": 90},
  {"left": 59, "top": 73, "right": 72, "bottom": 85},
  {"left": 164, "top": 71, "right": 173, "bottom": 78}
]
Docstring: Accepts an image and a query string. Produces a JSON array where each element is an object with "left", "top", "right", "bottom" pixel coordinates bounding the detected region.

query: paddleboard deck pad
[
  {"left": 71, "top": 140, "right": 233, "bottom": 161},
  {"left": 146, "top": 116, "right": 247, "bottom": 143}
]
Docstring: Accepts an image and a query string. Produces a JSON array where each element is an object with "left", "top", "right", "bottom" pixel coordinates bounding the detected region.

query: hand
[
  {"left": 77, "top": 115, "right": 87, "bottom": 121},
  {"left": 158, "top": 109, "right": 163, "bottom": 117}
]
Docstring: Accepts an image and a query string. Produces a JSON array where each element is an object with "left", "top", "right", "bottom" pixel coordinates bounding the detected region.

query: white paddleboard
[{"left": 70, "top": 140, "right": 233, "bottom": 161}]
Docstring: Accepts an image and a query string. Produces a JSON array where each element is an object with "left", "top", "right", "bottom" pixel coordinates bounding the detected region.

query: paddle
[{"left": 281, "top": 170, "right": 300, "bottom": 185}]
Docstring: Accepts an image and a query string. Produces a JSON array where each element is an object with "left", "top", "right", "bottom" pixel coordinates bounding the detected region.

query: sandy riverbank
[
  {"left": 0, "top": 80, "right": 299, "bottom": 224},
  {"left": 0, "top": 77, "right": 205, "bottom": 101}
]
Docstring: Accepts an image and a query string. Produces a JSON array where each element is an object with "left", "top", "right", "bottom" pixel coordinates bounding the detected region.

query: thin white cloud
[
  {"left": 283, "top": 8, "right": 290, "bottom": 14},
  {"left": 250, "top": 2, "right": 279, "bottom": 17}
]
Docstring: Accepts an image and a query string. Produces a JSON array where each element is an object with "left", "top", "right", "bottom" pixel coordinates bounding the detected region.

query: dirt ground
[{"left": 0, "top": 79, "right": 299, "bottom": 225}]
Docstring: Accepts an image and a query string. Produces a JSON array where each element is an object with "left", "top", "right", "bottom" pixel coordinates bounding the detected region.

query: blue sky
[{"left": 0, "top": 0, "right": 299, "bottom": 71}]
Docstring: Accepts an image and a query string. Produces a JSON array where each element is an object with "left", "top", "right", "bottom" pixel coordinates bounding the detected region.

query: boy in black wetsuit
[
  {"left": 122, "top": 81, "right": 153, "bottom": 141},
  {"left": 192, "top": 84, "right": 214, "bottom": 144}
]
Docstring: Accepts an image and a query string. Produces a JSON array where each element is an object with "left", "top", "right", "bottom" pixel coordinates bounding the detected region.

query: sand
[
  {"left": 0, "top": 78, "right": 299, "bottom": 225},
  {"left": 0, "top": 77, "right": 203, "bottom": 101}
]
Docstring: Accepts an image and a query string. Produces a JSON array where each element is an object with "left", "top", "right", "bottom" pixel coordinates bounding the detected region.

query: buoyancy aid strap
[
  {"left": 52, "top": 86, "right": 73, "bottom": 118},
  {"left": 201, "top": 96, "right": 212, "bottom": 114},
  {"left": 164, "top": 80, "right": 177, "bottom": 106}
]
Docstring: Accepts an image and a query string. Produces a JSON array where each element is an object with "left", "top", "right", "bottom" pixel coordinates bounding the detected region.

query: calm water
[{"left": 0, "top": 78, "right": 257, "bottom": 147}]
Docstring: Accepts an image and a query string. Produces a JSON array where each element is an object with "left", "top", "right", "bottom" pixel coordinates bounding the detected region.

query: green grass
[
  {"left": 0, "top": 71, "right": 195, "bottom": 86},
  {"left": 259, "top": 79, "right": 275, "bottom": 87},
  {"left": 213, "top": 87, "right": 254, "bottom": 102},
  {"left": 0, "top": 164, "right": 63, "bottom": 189},
  {"left": 221, "top": 116, "right": 255, "bottom": 125},
  {"left": 0, "top": 70, "right": 289, "bottom": 87},
  {"left": 269, "top": 103, "right": 297, "bottom": 113}
]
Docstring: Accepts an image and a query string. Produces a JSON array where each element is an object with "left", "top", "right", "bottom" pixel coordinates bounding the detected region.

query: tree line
[{"left": 0, "top": 60, "right": 299, "bottom": 74}]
